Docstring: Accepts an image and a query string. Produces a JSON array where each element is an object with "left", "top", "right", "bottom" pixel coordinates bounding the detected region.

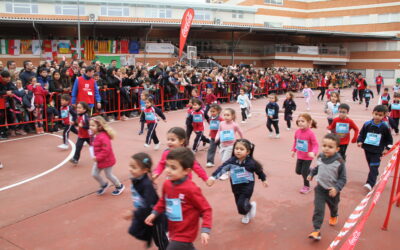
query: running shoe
[
  {"left": 96, "top": 182, "right": 109, "bottom": 195},
  {"left": 112, "top": 184, "right": 125, "bottom": 196}
]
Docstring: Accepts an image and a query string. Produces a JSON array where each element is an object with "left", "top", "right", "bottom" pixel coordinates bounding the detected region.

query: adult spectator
[
  {"left": 0, "top": 71, "right": 17, "bottom": 139},
  {"left": 71, "top": 66, "right": 101, "bottom": 112},
  {"left": 0, "top": 61, "right": 3, "bottom": 73},
  {"left": 19, "top": 60, "right": 35, "bottom": 87},
  {"left": 68, "top": 60, "right": 80, "bottom": 82},
  {"left": 6, "top": 60, "right": 16, "bottom": 71},
  {"left": 375, "top": 73, "right": 384, "bottom": 95},
  {"left": 108, "top": 60, "right": 117, "bottom": 69}
]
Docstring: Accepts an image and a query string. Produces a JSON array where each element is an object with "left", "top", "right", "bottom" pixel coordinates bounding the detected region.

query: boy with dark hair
[
  {"left": 381, "top": 88, "right": 390, "bottom": 107},
  {"left": 308, "top": 133, "right": 347, "bottom": 241},
  {"left": 327, "top": 103, "right": 359, "bottom": 160},
  {"left": 357, "top": 105, "right": 393, "bottom": 191},
  {"left": 389, "top": 92, "right": 400, "bottom": 135},
  {"left": 145, "top": 147, "right": 212, "bottom": 250}
]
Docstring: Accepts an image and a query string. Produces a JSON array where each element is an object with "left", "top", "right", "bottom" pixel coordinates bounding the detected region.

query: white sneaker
[
  {"left": 250, "top": 201, "right": 257, "bottom": 219},
  {"left": 154, "top": 143, "right": 160, "bottom": 150},
  {"left": 275, "top": 134, "right": 280, "bottom": 139},
  {"left": 0, "top": 163, "right": 3, "bottom": 169},
  {"left": 241, "top": 121, "right": 246, "bottom": 124},
  {"left": 364, "top": 183, "right": 372, "bottom": 191},
  {"left": 241, "top": 214, "right": 250, "bottom": 224},
  {"left": 286, "top": 127, "right": 291, "bottom": 131},
  {"left": 144, "top": 143, "right": 150, "bottom": 148},
  {"left": 57, "top": 144, "right": 69, "bottom": 150},
  {"left": 219, "top": 172, "right": 230, "bottom": 180},
  {"left": 206, "top": 162, "right": 215, "bottom": 168},
  {"left": 248, "top": 113, "right": 252, "bottom": 118},
  {"left": 269, "top": 133, "right": 274, "bottom": 138}
]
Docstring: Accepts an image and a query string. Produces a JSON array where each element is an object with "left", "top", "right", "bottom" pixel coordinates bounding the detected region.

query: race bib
[
  {"left": 193, "top": 114, "right": 203, "bottom": 123},
  {"left": 296, "top": 139, "right": 309, "bottom": 152},
  {"left": 332, "top": 105, "right": 339, "bottom": 115},
  {"left": 382, "top": 96, "right": 388, "bottom": 101},
  {"left": 230, "top": 167, "right": 251, "bottom": 185},
  {"left": 166, "top": 197, "right": 183, "bottom": 221},
  {"left": 268, "top": 109, "right": 275, "bottom": 116},
  {"left": 364, "top": 133, "right": 381, "bottom": 146},
  {"left": 145, "top": 112, "right": 155, "bottom": 121},
  {"left": 336, "top": 123, "right": 349, "bottom": 134},
  {"left": 61, "top": 109, "right": 68, "bottom": 118},
  {"left": 220, "top": 129, "right": 235, "bottom": 142},
  {"left": 210, "top": 120, "right": 220, "bottom": 130},
  {"left": 140, "top": 100, "right": 145, "bottom": 111},
  {"left": 131, "top": 186, "right": 144, "bottom": 208},
  {"left": 304, "top": 91, "right": 309, "bottom": 97},
  {"left": 239, "top": 98, "right": 245, "bottom": 105},
  {"left": 365, "top": 93, "right": 371, "bottom": 98},
  {"left": 392, "top": 103, "right": 400, "bottom": 110},
  {"left": 88, "top": 91, "right": 93, "bottom": 96}
]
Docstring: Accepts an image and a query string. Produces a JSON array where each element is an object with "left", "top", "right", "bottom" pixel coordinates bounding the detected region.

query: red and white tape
[{"left": 327, "top": 145, "right": 399, "bottom": 250}]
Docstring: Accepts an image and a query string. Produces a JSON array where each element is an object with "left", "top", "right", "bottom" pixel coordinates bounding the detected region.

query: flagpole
[{"left": 77, "top": 0, "right": 81, "bottom": 60}]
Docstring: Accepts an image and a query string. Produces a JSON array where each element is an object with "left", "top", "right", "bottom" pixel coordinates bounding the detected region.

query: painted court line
[
  {"left": 0, "top": 134, "right": 75, "bottom": 192},
  {"left": 0, "top": 133, "right": 46, "bottom": 143}
]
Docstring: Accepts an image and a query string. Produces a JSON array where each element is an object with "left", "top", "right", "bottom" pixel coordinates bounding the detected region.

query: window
[
  {"left": 5, "top": 2, "right": 38, "bottom": 14},
  {"left": 232, "top": 11, "right": 244, "bottom": 19},
  {"left": 291, "top": 18, "right": 306, "bottom": 27},
  {"left": 376, "top": 41, "right": 398, "bottom": 51},
  {"left": 144, "top": 8, "right": 172, "bottom": 18},
  {"left": 374, "top": 70, "right": 395, "bottom": 79},
  {"left": 264, "top": 0, "right": 283, "bottom": 5},
  {"left": 100, "top": 6, "right": 129, "bottom": 17},
  {"left": 349, "top": 42, "right": 368, "bottom": 52},
  {"left": 311, "top": 18, "right": 320, "bottom": 27},
  {"left": 378, "top": 13, "right": 400, "bottom": 23},
  {"left": 325, "top": 16, "right": 343, "bottom": 26},
  {"left": 55, "top": 5, "right": 85, "bottom": 15},
  {"left": 194, "top": 10, "right": 211, "bottom": 21},
  {"left": 264, "top": 22, "right": 283, "bottom": 28},
  {"left": 349, "top": 15, "right": 369, "bottom": 25}
]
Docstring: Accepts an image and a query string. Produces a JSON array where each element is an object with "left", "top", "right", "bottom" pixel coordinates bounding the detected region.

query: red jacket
[
  {"left": 390, "top": 101, "right": 400, "bottom": 118},
  {"left": 205, "top": 93, "right": 217, "bottom": 105},
  {"left": 356, "top": 78, "right": 366, "bottom": 90},
  {"left": 76, "top": 76, "right": 96, "bottom": 104},
  {"left": 376, "top": 76, "right": 383, "bottom": 85},
  {"left": 93, "top": 131, "right": 116, "bottom": 168},
  {"left": 77, "top": 113, "right": 90, "bottom": 138},
  {"left": 153, "top": 178, "right": 212, "bottom": 243},
  {"left": 191, "top": 109, "right": 205, "bottom": 132},
  {"left": 327, "top": 117, "right": 359, "bottom": 145},
  {"left": 27, "top": 84, "right": 48, "bottom": 105}
]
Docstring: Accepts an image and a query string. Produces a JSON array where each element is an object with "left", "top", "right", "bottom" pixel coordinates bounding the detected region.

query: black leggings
[
  {"left": 192, "top": 131, "right": 210, "bottom": 151},
  {"left": 365, "top": 97, "right": 371, "bottom": 108},
  {"left": 146, "top": 123, "right": 159, "bottom": 145},
  {"left": 377, "top": 84, "right": 382, "bottom": 95},
  {"left": 232, "top": 181, "right": 255, "bottom": 215},
  {"left": 352, "top": 89, "right": 358, "bottom": 102},
  {"left": 296, "top": 159, "right": 312, "bottom": 187},
  {"left": 317, "top": 87, "right": 326, "bottom": 100},
  {"left": 339, "top": 144, "right": 348, "bottom": 160},
  {"left": 266, "top": 119, "right": 279, "bottom": 134},
  {"left": 63, "top": 124, "right": 78, "bottom": 144},
  {"left": 241, "top": 108, "right": 247, "bottom": 121},
  {"left": 73, "top": 137, "right": 90, "bottom": 161},
  {"left": 358, "top": 89, "right": 365, "bottom": 103}
]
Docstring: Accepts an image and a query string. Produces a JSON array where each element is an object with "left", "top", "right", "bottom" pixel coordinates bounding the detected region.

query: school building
[{"left": 0, "top": 0, "right": 400, "bottom": 84}]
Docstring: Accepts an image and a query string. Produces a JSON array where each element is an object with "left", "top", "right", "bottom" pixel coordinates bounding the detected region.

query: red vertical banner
[{"left": 179, "top": 8, "right": 195, "bottom": 58}]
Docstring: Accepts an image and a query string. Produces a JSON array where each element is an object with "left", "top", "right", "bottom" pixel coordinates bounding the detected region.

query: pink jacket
[
  {"left": 93, "top": 131, "right": 116, "bottom": 168},
  {"left": 292, "top": 128, "right": 319, "bottom": 160},
  {"left": 153, "top": 149, "right": 208, "bottom": 181},
  {"left": 215, "top": 120, "right": 243, "bottom": 147}
]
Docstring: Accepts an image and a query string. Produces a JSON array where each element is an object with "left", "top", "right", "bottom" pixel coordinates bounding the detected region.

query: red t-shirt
[{"left": 327, "top": 117, "right": 359, "bottom": 145}]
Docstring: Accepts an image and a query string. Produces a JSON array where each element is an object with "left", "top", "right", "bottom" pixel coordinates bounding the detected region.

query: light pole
[{"left": 77, "top": 0, "right": 81, "bottom": 60}]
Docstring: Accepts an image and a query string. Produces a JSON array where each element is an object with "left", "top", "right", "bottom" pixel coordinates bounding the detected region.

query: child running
[
  {"left": 357, "top": 105, "right": 393, "bottom": 191},
  {"left": 307, "top": 133, "right": 347, "bottom": 241},
  {"left": 389, "top": 92, "right": 400, "bottom": 135},
  {"left": 327, "top": 104, "right": 359, "bottom": 160},
  {"left": 89, "top": 116, "right": 125, "bottom": 195},
  {"left": 152, "top": 127, "right": 208, "bottom": 182},
  {"left": 190, "top": 98, "right": 210, "bottom": 152},
  {"left": 302, "top": 84, "right": 314, "bottom": 111},
  {"left": 138, "top": 91, "right": 149, "bottom": 135},
  {"left": 292, "top": 113, "right": 319, "bottom": 194},
  {"left": 140, "top": 97, "right": 166, "bottom": 150},
  {"left": 206, "top": 104, "right": 224, "bottom": 168},
  {"left": 380, "top": 88, "right": 390, "bottom": 108},
  {"left": 237, "top": 87, "right": 251, "bottom": 123},
  {"left": 145, "top": 147, "right": 212, "bottom": 250},
  {"left": 266, "top": 94, "right": 280, "bottom": 138},
  {"left": 57, "top": 94, "right": 77, "bottom": 150},
  {"left": 363, "top": 86, "right": 374, "bottom": 110},
  {"left": 207, "top": 139, "right": 268, "bottom": 224},
  {"left": 283, "top": 92, "right": 296, "bottom": 130},
  {"left": 324, "top": 92, "right": 340, "bottom": 125},
  {"left": 69, "top": 101, "right": 90, "bottom": 165},
  {"left": 125, "top": 152, "right": 168, "bottom": 250},
  {"left": 185, "top": 98, "right": 194, "bottom": 143}
]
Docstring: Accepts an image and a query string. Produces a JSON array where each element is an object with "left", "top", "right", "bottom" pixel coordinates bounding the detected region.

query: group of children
[{"left": 49, "top": 81, "right": 397, "bottom": 249}]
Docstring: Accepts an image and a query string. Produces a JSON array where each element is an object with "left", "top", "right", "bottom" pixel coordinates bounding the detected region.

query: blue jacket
[
  {"left": 266, "top": 102, "right": 280, "bottom": 120},
  {"left": 357, "top": 120, "right": 393, "bottom": 154}
]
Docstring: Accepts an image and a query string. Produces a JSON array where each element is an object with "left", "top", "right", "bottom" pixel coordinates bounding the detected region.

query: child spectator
[
  {"left": 89, "top": 116, "right": 124, "bottom": 195},
  {"left": 145, "top": 147, "right": 212, "bottom": 250},
  {"left": 266, "top": 94, "right": 280, "bottom": 138},
  {"left": 27, "top": 76, "right": 48, "bottom": 134},
  {"left": 357, "top": 105, "right": 393, "bottom": 191},
  {"left": 138, "top": 91, "right": 149, "bottom": 135},
  {"left": 327, "top": 103, "right": 359, "bottom": 160},
  {"left": 206, "top": 104, "right": 224, "bottom": 168},
  {"left": 69, "top": 101, "right": 90, "bottom": 165},
  {"left": 292, "top": 113, "right": 319, "bottom": 194},
  {"left": 57, "top": 94, "right": 77, "bottom": 150},
  {"left": 283, "top": 92, "right": 296, "bottom": 130},
  {"left": 125, "top": 152, "right": 168, "bottom": 249},
  {"left": 140, "top": 97, "right": 166, "bottom": 150},
  {"left": 37, "top": 68, "right": 50, "bottom": 90},
  {"left": 307, "top": 134, "right": 347, "bottom": 241},
  {"left": 207, "top": 139, "right": 268, "bottom": 224}
]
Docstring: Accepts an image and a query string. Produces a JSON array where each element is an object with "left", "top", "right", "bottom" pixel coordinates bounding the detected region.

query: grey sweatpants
[
  {"left": 92, "top": 163, "right": 121, "bottom": 187},
  {"left": 312, "top": 185, "right": 340, "bottom": 230}
]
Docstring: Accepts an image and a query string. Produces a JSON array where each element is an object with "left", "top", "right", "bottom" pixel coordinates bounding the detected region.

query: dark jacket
[
  {"left": 283, "top": 99, "right": 296, "bottom": 114},
  {"left": 357, "top": 120, "right": 393, "bottom": 154},
  {"left": 19, "top": 70, "right": 36, "bottom": 87},
  {"left": 212, "top": 156, "right": 266, "bottom": 183},
  {"left": 266, "top": 102, "right": 280, "bottom": 120}
]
